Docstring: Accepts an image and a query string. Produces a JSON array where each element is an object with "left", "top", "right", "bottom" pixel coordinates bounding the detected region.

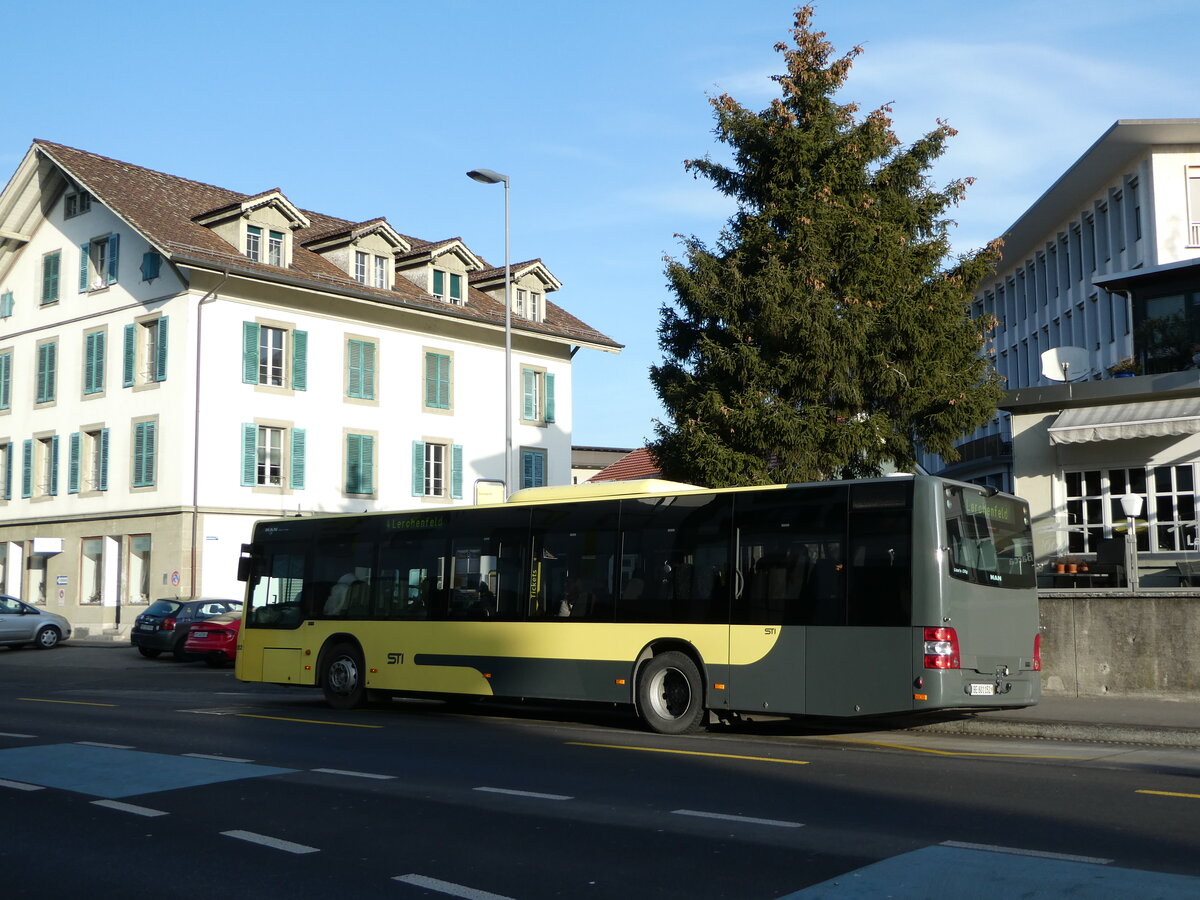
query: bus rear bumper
[{"left": 918, "top": 670, "right": 1041, "bottom": 710}]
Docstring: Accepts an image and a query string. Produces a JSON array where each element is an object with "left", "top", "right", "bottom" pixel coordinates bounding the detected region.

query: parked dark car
[
  {"left": 182, "top": 611, "right": 242, "bottom": 667},
  {"left": 131, "top": 598, "right": 241, "bottom": 660},
  {"left": 0, "top": 595, "right": 72, "bottom": 649}
]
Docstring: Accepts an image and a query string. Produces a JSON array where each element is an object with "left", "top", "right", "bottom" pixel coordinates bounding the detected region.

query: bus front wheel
[
  {"left": 637, "top": 651, "right": 706, "bottom": 735},
  {"left": 322, "top": 643, "right": 367, "bottom": 710}
]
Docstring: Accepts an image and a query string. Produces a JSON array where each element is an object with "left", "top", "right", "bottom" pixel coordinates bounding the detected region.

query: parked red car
[{"left": 182, "top": 611, "right": 242, "bottom": 667}]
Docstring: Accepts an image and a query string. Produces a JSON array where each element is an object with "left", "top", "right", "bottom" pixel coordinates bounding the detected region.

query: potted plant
[{"left": 1108, "top": 356, "right": 1141, "bottom": 377}]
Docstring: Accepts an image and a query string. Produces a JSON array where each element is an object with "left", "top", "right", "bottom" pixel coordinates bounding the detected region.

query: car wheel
[
  {"left": 637, "top": 650, "right": 707, "bottom": 735},
  {"left": 34, "top": 627, "right": 61, "bottom": 650},
  {"left": 321, "top": 642, "right": 367, "bottom": 710},
  {"left": 137, "top": 645, "right": 162, "bottom": 658}
]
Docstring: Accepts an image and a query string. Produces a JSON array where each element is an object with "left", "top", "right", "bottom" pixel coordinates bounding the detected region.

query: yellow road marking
[
  {"left": 822, "top": 736, "right": 1087, "bottom": 760},
  {"left": 1136, "top": 789, "right": 1200, "bottom": 800},
  {"left": 19, "top": 698, "right": 116, "bottom": 708},
  {"left": 567, "top": 741, "right": 809, "bottom": 765},
  {"left": 235, "top": 713, "right": 382, "bottom": 729}
]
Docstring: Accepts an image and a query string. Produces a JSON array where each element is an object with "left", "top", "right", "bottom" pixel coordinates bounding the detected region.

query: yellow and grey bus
[{"left": 234, "top": 474, "right": 1041, "bottom": 734}]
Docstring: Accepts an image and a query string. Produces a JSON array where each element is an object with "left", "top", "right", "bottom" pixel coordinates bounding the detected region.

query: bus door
[
  {"left": 803, "top": 481, "right": 914, "bottom": 717},
  {"left": 729, "top": 486, "right": 847, "bottom": 717}
]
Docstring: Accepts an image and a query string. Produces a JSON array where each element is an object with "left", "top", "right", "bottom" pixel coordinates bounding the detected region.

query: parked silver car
[{"left": 0, "top": 595, "right": 73, "bottom": 649}]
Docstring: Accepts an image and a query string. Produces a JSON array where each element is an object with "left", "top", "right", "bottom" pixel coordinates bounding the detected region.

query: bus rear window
[{"left": 943, "top": 487, "right": 1035, "bottom": 589}]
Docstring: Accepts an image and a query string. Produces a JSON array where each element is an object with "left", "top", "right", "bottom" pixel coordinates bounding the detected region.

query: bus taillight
[
  {"left": 1033, "top": 633, "right": 1042, "bottom": 671},
  {"left": 923, "top": 626, "right": 960, "bottom": 669}
]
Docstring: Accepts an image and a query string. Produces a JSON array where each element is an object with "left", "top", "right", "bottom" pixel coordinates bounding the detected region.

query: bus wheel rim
[
  {"left": 329, "top": 657, "right": 359, "bottom": 695},
  {"left": 649, "top": 667, "right": 690, "bottom": 720}
]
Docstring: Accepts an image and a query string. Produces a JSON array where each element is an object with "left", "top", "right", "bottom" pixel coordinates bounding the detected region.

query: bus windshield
[{"left": 943, "top": 486, "right": 1035, "bottom": 589}]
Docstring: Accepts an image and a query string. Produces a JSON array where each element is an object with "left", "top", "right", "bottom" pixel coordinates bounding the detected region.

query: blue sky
[{"left": 2, "top": 0, "right": 1193, "bottom": 448}]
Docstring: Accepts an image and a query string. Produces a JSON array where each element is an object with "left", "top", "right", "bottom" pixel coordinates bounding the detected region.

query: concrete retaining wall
[{"left": 1040, "top": 594, "right": 1200, "bottom": 697}]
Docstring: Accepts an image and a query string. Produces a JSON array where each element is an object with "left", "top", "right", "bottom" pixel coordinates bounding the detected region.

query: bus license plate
[{"left": 969, "top": 683, "right": 995, "bottom": 696}]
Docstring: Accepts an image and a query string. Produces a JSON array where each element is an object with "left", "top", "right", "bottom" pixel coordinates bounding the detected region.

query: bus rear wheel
[
  {"left": 322, "top": 643, "right": 367, "bottom": 710},
  {"left": 637, "top": 650, "right": 706, "bottom": 735}
]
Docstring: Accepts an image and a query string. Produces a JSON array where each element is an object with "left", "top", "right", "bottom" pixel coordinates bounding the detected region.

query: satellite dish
[{"left": 1041, "top": 346, "right": 1092, "bottom": 383}]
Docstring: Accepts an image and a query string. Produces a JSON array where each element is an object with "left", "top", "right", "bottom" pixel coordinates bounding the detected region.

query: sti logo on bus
[{"left": 387, "top": 653, "right": 404, "bottom": 665}]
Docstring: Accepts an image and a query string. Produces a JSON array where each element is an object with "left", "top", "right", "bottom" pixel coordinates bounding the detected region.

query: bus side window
[{"left": 846, "top": 483, "right": 913, "bottom": 627}]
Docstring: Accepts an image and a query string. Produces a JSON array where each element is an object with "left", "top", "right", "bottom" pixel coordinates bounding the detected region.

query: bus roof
[{"left": 507, "top": 479, "right": 706, "bottom": 503}]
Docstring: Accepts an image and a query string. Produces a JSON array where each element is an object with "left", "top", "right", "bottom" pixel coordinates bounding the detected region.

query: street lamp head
[
  {"left": 467, "top": 168, "right": 509, "bottom": 186},
  {"left": 1120, "top": 492, "right": 1145, "bottom": 519}
]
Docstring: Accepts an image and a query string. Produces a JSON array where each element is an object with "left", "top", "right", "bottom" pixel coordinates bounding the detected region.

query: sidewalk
[{"left": 909, "top": 694, "right": 1200, "bottom": 747}]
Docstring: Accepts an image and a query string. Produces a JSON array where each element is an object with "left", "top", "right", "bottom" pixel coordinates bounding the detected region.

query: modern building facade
[
  {"left": 0, "top": 141, "right": 619, "bottom": 636},
  {"left": 934, "top": 120, "right": 1200, "bottom": 582}
]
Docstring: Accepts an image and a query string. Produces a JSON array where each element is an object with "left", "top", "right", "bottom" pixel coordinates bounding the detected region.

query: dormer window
[
  {"left": 352, "top": 250, "right": 392, "bottom": 289},
  {"left": 247, "top": 225, "right": 285, "bottom": 266},
  {"left": 515, "top": 289, "right": 543, "bottom": 321},
  {"left": 374, "top": 256, "right": 388, "bottom": 289},
  {"left": 433, "top": 270, "right": 463, "bottom": 305}
]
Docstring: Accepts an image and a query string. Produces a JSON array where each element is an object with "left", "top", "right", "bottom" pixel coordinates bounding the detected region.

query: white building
[
  {"left": 935, "top": 120, "right": 1200, "bottom": 585},
  {"left": 0, "top": 141, "right": 619, "bottom": 635}
]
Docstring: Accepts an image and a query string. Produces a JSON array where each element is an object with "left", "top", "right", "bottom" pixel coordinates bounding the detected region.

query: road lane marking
[
  {"left": 184, "top": 753, "right": 253, "bottom": 763},
  {"left": 941, "top": 841, "right": 1112, "bottom": 865},
  {"left": 828, "top": 736, "right": 1087, "bottom": 760},
  {"left": 221, "top": 830, "right": 319, "bottom": 854},
  {"left": 92, "top": 799, "right": 167, "bottom": 817},
  {"left": 234, "top": 713, "right": 382, "bottom": 729},
  {"left": 567, "top": 741, "right": 809, "bottom": 765},
  {"left": 393, "top": 874, "right": 514, "bottom": 900},
  {"left": 313, "top": 767, "right": 395, "bottom": 780},
  {"left": 673, "top": 808, "right": 803, "bottom": 828},
  {"left": 19, "top": 698, "right": 116, "bottom": 707},
  {"left": 0, "top": 778, "right": 43, "bottom": 791},
  {"left": 0, "top": 732, "right": 36, "bottom": 739},
  {"left": 474, "top": 786, "right": 572, "bottom": 801},
  {"left": 77, "top": 742, "right": 135, "bottom": 749},
  {"left": 1136, "top": 789, "right": 1200, "bottom": 800}
]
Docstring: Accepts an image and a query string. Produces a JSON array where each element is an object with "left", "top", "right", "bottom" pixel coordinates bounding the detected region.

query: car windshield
[{"left": 145, "top": 600, "right": 183, "bottom": 616}]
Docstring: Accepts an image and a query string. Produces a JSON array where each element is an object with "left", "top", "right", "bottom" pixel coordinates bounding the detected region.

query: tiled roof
[
  {"left": 587, "top": 447, "right": 662, "bottom": 482},
  {"left": 32, "top": 140, "right": 621, "bottom": 351}
]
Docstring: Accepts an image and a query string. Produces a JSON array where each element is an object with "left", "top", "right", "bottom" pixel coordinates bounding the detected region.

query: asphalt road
[{"left": 4, "top": 644, "right": 1200, "bottom": 899}]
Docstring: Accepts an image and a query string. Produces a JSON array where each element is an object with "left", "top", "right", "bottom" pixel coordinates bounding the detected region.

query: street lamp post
[
  {"left": 466, "top": 168, "right": 511, "bottom": 498},
  {"left": 1120, "top": 492, "right": 1144, "bottom": 592}
]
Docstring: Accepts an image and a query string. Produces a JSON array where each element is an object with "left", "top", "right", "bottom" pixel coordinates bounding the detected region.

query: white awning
[{"left": 1048, "top": 398, "right": 1200, "bottom": 444}]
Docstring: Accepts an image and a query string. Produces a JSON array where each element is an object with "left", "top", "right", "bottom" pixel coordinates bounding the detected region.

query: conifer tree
[{"left": 648, "top": 5, "right": 1001, "bottom": 486}]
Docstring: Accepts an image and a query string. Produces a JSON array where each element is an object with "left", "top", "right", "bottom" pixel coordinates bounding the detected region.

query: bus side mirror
[{"left": 237, "top": 556, "right": 254, "bottom": 583}]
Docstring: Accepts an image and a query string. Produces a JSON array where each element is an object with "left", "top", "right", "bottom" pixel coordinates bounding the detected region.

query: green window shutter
[
  {"left": 68, "top": 432, "right": 81, "bottom": 494},
  {"left": 85, "top": 331, "right": 105, "bottom": 395},
  {"left": 0, "top": 352, "right": 10, "bottom": 410},
  {"left": 98, "top": 429, "right": 109, "bottom": 491},
  {"left": 241, "top": 424, "right": 257, "bottom": 487},
  {"left": 450, "top": 273, "right": 461, "bottom": 302},
  {"left": 424, "top": 353, "right": 449, "bottom": 409},
  {"left": 21, "top": 440, "right": 32, "bottom": 498},
  {"left": 545, "top": 372, "right": 556, "bottom": 423},
  {"left": 290, "top": 428, "right": 306, "bottom": 490},
  {"left": 522, "top": 369, "right": 536, "bottom": 420},
  {"left": 292, "top": 330, "right": 307, "bottom": 391},
  {"left": 2, "top": 441, "right": 11, "bottom": 500},
  {"left": 141, "top": 251, "right": 161, "bottom": 281},
  {"left": 0, "top": 290, "right": 13, "bottom": 317},
  {"left": 451, "top": 444, "right": 463, "bottom": 499},
  {"left": 242, "top": 322, "right": 259, "bottom": 384},
  {"left": 361, "top": 342, "right": 376, "bottom": 400},
  {"left": 48, "top": 435, "right": 59, "bottom": 496},
  {"left": 347, "top": 340, "right": 362, "bottom": 398},
  {"left": 123, "top": 324, "right": 136, "bottom": 387},
  {"left": 432, "top": 269, "right": 444, "bottom": 296},
  {"left": 79, "top": 243, "right": 90, "bottom": 292},
  {"left": 154, "top": 316, "right": 168, "bottom": 382},
  {"left": 411, "top": 440, "right": 425, "bottom": 496},
  {"left": 36, "top": 342, "right": 57, "bottom": 404},
  {"left": 107, "top": 234, "right": 119, "bottom": 284},
  {"left": 42, "top": 252, "right": 60, "bottom": 303},
  {"left": 347, "top": 433, "right": 373, "bottom": 494},
  {"left": 522, "top": 450, "right": 546, "bottom": 489},
  {"left": 133, "top": 421, "right": 156, "bottom": 487}
]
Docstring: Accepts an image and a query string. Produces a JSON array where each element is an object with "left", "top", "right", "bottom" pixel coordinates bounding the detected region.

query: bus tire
[
  {"left": 322, "top": 642, "right": 367, "bottom": 710},
  {"left": 637, "top": 650, "right": 706, "bottom": 735}
]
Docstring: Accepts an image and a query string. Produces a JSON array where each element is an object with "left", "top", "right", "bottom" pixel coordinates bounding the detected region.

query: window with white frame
[
  {"left": 68, "top": 427, "right": 109, "bottom": 494},
  {"left": 1058, "top": 465, "right": 1200, "bottom": 555},
  {"left": 79, "top": 234, "right": 119, "bottom": 292},
  {"left": 123, "top": 317, "right": 168, "bottom": 387},
  {"left": 374, "top": 255, "right": 388, "bottom": 289},
  {"left": 127, "top": 535, "right": 152, "bottom": 605},
  {"left": 1188, "top": 167, "right": 1200, "bottom": 248},
  {"left": 241, "top": 423, "right": 305, "bottom": 490},
  {"left": 246, "top": 225, "right": 285, "bottom": 265},
  {"left": 520, "top": 367, "right": 555, "bottom": 425},
  {"left": 432, "top": 270, "right": 463, "bottom": 304},
  {"left": 243, "top": 321, "right": 307, "bottom": 391},
  {"left": 22, "top": 435, "right": 59, "bottom": 498},
  {"left": 355, "top": 251, "right": 368, "bottom": 283},
  {"left": 412, "top": 439, "right": 462, "bottom": 499},
  {"left": 81, "top": 538, "right": 103, "bottom": 605},
  {"left": 0, "top": 441, "right": 12, "bottom": 501}
]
